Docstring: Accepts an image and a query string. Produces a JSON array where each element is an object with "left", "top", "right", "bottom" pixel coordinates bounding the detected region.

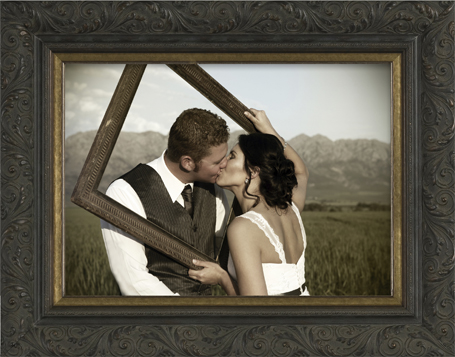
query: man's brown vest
[{"left": 119, "top": 164, "right": 219, "bottom": 295}]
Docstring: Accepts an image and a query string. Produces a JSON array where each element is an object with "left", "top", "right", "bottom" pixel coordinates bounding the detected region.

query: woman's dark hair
[{"left": 238, "top": 133, "right": 297, "bottom": 210}]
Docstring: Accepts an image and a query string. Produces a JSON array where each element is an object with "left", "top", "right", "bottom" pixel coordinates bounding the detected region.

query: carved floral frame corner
[{"left": 1, "top": 1, "right": 454, "bottom": 356}]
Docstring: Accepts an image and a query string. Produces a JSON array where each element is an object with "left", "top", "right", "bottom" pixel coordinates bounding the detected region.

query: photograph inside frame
[{"left": 64, "top": 62, "right": 392, "bottom": 297}]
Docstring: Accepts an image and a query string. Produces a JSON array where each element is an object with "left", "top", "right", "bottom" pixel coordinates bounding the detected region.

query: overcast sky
[{"left": 65, "top": 63, "right": 391, "bottom": 142}]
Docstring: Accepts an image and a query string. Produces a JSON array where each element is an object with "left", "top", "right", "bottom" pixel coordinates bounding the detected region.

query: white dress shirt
[{"left": 101, "top": 151, "right": 229, "bottom": 296}]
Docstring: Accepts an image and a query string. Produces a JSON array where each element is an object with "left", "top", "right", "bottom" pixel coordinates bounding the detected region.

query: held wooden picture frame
[
  {"left": 70, "top": 62, "right": 255, "bottom": 270},
  {"left": 2, "top": 1, "right": 454, "bottom": 356}
]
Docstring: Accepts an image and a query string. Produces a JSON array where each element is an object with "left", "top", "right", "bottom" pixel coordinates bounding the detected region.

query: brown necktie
[{"left": 181, "top": 184, "right": 193, "bottom": 218}]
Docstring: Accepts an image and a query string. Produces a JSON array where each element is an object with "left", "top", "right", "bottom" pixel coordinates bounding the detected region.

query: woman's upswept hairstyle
[
  {"left": 167, "top": 108, "right": 230, "bottom": 163},
  {"left": 238, "top": 133, "right": 297, "bottom": 210}
]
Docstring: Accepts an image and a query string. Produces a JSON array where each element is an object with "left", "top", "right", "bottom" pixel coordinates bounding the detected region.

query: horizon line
[{"left": 66, "top": 129, "right": 391, "bottom": 145}]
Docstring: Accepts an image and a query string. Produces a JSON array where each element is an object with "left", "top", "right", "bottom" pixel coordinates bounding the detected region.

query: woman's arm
[
  {"left": 188, "top": 260, "right": 238, "bottom": 296},
  {"left": 188, "top": 218, "right": 268, "bottom": 296},
  {"left": 244, "top": 109, "right": 309, "bottom": 212},
  {"left": 227, "top": 218, "right": 268, "bottom": 295}
]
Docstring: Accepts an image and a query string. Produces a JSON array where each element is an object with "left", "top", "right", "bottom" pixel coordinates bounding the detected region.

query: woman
[{"left": 188, "top": 109, "right": 309, "bottom": 296}]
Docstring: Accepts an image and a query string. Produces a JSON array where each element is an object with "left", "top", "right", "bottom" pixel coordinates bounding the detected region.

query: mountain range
[{"left": 65, "top": 130, "right": 391, "bottom": 206}]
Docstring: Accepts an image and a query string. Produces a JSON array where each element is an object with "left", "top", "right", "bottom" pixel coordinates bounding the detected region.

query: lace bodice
[{"left": 227, "top": 202, "right": 309, "bottom": 296}]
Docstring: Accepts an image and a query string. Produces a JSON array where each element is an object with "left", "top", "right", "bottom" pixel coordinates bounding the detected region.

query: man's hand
[{"left": 188, "top": 259, "right": 225, "bottom": 285}]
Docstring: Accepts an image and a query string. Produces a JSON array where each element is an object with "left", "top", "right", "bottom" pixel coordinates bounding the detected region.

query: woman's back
[
  {"left": 249, "top": 203, "right": 304, "bottom": 265},
  {"left": 227, "top": 202, "right": 309, "bottom": 295},
  {"left": 188, "top": 109, "right": 310, "bottom": 296}
]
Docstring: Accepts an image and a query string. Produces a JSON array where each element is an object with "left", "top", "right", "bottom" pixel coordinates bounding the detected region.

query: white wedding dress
[{"left": 227, "top": 202, "right": 309, "bottom": 296}]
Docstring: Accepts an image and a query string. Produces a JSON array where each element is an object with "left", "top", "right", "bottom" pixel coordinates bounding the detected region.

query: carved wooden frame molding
[{"left": 2, "top": 1, "right": 454, "bottom": 356}]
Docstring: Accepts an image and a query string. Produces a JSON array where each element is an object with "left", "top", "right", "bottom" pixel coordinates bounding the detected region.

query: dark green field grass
[
  {"left": 65, "top": 207, "right": 390, "bottom": 296},
  {"left": 64, "top": 207, "right": 120, "bottom": 296},
  {"left": 302, "top": 211, "right": 391, "bottom": 295}
]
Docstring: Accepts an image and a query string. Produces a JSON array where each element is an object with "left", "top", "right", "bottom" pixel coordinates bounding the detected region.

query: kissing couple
[{"left": 102, "top": 108, "right": 309, "bottom": 296}]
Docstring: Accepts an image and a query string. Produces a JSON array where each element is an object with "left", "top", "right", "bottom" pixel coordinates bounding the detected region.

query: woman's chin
[{"left": 215, "top": 176, "right": 228, "bottom": 188}]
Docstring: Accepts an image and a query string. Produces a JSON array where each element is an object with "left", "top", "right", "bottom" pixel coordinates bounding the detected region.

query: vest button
[{"left": 192, "top": 225, "right": 198, "bottom": 232}]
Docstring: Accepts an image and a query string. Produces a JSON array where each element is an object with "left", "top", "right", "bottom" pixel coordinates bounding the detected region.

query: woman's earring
[{"left": 245, "top": 178, "right": 249, "bottom": 184}]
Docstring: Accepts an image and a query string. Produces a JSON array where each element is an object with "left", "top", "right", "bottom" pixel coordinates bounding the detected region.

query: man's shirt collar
[{"left": 148, "top": 150, "right": 193, "bottom": 203}]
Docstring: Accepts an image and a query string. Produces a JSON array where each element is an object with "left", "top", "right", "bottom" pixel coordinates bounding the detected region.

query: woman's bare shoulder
[
  {"left": 227, "top": 216, "right": 264, "bottom": 244},
  {"left": 227, "top": 216, "right": 264, "bottom": 260},
  {"left": 227, "top": 216, "right": 253, "bottom": 234}
]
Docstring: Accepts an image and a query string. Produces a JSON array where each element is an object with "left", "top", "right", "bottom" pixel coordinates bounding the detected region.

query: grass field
[
  {"left": 65, "top": 207, "right": 390, "bottom": 296},
  {"left": 65, "top": 207, "right": 120, "bottom": 296},
  {"left": 303, "top": 211, "right": 390, "bottom": 295}
]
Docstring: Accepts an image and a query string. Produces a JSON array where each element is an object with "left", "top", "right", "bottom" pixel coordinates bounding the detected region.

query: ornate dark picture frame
[{"left": 2, "top": 1, "right": 453, "bottom": 356}]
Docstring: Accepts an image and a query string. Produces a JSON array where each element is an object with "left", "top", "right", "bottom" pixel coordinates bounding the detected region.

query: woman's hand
[
  {"left": 188, "top": 260, "right": 226, "bottom": 285},
  {"left": 244, "top": 108, "right": 309, "bottom": 212},
  {"left": 244, "top": 108, "right": 277, "bottom": 136}
]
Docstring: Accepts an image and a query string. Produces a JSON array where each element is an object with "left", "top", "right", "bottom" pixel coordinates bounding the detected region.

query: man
[{"left": 101, "top": 108, "right": 230, "bottom": 296}]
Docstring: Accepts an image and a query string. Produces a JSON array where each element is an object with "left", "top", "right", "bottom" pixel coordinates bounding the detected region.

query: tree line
[{"left": 304, "top": 202, "right": 391, "bottom": 212}]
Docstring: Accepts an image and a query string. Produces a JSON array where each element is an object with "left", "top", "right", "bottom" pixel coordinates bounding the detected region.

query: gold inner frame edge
[{"left": 53, "top": 52, "right": 402, "bottom": 307}]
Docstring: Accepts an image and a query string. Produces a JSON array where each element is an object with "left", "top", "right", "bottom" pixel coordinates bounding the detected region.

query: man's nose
[{"left": 220, "top": 157, "right": 228, "bottom": 168}]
